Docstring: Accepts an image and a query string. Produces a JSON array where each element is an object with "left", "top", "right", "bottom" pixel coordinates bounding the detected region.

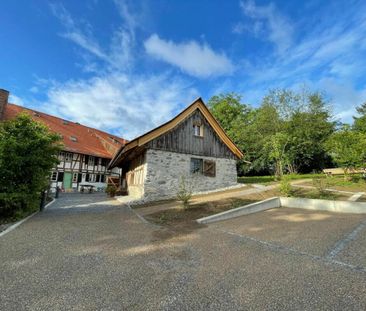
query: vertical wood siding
[{"left": 146, "top": 109, "right": 236, "bottom": 159}]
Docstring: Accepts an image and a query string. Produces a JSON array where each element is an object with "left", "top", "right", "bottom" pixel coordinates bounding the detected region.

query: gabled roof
[
  {"left": 109, "top": 97, "right": 243, "bottom": 168},
  {"left": 3, "top": 103, "right": 127, "bottom": 159}
]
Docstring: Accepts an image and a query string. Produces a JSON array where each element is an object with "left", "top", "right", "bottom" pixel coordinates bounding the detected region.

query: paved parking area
[{"left": 1, "top": 194, "right": 366, "bottom": 310}]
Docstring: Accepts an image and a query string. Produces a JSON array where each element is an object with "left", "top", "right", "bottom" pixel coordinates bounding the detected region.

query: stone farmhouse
[
  {"left": 109, "top": 98, "right": 243, "bottom": 202},
  {"left": 0, "top": 89, "right": 125, "bottom": 192}
]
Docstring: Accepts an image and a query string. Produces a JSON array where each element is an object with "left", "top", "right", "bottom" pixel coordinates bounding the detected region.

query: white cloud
[
  {"left": 239, "top": 0, "right": 294, "bottom": 54},
  {"left": 318, "top": 78, "right": 366, "bottom": 124},
  {"left": 42, "top": 73, "right": 198, "bottom": 140},
  {"left": 144, "top": 34, "right": 234, "bottom": 78},
  {"left": 9, "top": 94, "right": 25, "bottom": 106},
  {"left": 50, "top": 2, "right": 134, "bottom": 70},
  {"left": 45, "top": 2, "right": 202, "bottom": 139},
  {"left": 50, "top": 3, "right": 107, "bottom": 59}
]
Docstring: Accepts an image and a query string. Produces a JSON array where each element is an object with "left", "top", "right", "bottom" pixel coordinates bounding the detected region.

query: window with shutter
[
  {"left": 203, "top": 160, "right": 216, "bottom": 177},
  {"left": 190, "top": 158, "right": 203, "bottom": 174}
]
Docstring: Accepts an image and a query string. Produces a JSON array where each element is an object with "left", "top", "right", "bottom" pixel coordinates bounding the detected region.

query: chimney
[{"left": 0, "top": 89, "right": 9, "bottom": 120}]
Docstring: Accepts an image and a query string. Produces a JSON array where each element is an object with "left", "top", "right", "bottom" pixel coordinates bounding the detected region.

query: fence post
[{"left": 40, "top": 190, "right": 46, "bottom": 211}]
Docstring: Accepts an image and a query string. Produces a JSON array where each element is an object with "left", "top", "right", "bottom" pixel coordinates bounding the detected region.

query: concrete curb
[
  {"left": 196, "top": 196, "right": 366, "bottom": 225},
  {"left": 0, "top": 197, "right": 57, "bottom": 238},
  {"left": 280, "top": 197, "right": 366, "bottom": 214},
  {"left": 196, "top": 197, "right": 280, "bottom": 224},
  {"left": 0, "top": 211, "right": 38, "bottom": 238},
  {"left": 44, "top": 197, "right": 56, "bottom": 210}
]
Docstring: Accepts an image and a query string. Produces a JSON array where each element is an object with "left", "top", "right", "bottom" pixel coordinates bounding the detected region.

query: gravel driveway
[{"left": 1, "top": 193, "right": 366, "bottom": 310}]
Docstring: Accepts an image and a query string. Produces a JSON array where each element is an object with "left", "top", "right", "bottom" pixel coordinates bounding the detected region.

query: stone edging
[{"left": 0, "top": 197, "right": 56, "bottom": 238}]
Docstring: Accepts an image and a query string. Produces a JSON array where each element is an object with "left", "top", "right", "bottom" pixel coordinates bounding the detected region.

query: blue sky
[{"left": 1, "top": 0, "right": 366, "bottom": 139}]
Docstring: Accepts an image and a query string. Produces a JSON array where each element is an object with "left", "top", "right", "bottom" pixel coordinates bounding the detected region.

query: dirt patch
[
  {"left": 144, "top": 189, "right": 281, "bottom": 231},
  {"left": 146, "top": 198, "right": 251, "bottom": 228}
]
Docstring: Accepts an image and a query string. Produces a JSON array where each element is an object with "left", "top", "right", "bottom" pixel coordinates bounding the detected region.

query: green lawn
[{"left": 237, "top": 173, "right": 325, "bottom": 184}]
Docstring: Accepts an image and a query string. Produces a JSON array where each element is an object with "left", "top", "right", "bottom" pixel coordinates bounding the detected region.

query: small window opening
[
  {"left": 70, "top": 136, "right": 78, "bottom": 142},
  {"left": 193, "top": 124, "right": 203, "bottom": 137}
]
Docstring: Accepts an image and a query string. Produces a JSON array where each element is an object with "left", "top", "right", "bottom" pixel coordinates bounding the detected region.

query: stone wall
[{"left": 143, "top": 149, "right": 238, "bottom": 202}]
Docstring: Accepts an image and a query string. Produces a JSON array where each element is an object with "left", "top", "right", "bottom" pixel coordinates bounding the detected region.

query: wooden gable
[
  {"left": 146, "top": 109, "right": 237, "bottom": 159},
  {"left": 109, "top": 98, "right": 243, "bottom": 168}
]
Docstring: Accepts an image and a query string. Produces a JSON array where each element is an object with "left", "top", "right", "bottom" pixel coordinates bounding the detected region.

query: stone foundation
[{"left": 143, "top": 149, "right": 238, "bottom": 202}]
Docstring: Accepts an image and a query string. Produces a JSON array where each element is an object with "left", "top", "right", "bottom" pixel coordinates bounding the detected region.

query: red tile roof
[{"left": 3, "top": 103, "right": 126, "bottom": 159}]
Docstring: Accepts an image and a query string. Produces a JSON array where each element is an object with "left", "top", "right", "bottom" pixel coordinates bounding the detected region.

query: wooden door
[{"left": 63, "top": 172, "right": 72, "bottom": 189}]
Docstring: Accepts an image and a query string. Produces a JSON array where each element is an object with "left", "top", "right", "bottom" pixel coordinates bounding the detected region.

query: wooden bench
[{"left": 323, "top": 168, "right": 364, "bottom": 176}]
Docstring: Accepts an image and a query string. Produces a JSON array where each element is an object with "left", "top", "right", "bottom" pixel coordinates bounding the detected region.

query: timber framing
[{"left": 109, "top": 98, "right": 243, "bottom": 168}]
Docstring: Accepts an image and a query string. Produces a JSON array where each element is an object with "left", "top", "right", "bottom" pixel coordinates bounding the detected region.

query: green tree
[
  {"left": 208, "top": 88, "right": 335, "bottom": 176},
  {"left": 208, "top": 93, "right": 252, "bottom": 174},
  {"left": 208, "top": 93, "right": 251, "bottom": 141},
  {"left": 285, "top": 92, "right": 335, "bottom": 172},
  {"left": 264, "top": 132, "right": 290, "bottom": 179},
  {"left": 325, "top": 126, "right": 366, "bottom": 178},
  {"left": 353, "top": 102, "right": 366, "bottom": 133},
  {"left": 0, "top": 113, "right": 62, "bottom": 219}
]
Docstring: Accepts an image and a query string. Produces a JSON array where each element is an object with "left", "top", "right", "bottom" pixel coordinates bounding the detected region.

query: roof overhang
[{"left": 108, "top": 97, "right": 244, "bottom": 168}]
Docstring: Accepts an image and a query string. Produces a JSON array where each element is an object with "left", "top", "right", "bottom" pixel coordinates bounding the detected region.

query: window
[
  {"left": 193, "top": 124, "right": 203, "bottom": 137},
  {"left": 89, "top": 174, "right": 96, "bottom": 182},
  {"left": 203, "top": 160, "right": 216, "bottom": 177},
  {"left": 88, "top": 156, "right": 94, "bottom": 166},
  {"left": 51, "top": 171, "right": 58, "bottom": 181},
  {"left": 190, "top": 158, "right": 203, "bottom": 174},
  {"left": 65, "top": 153, "right": 73, "bottom": 162},
  {"left": 190, "top": 159, "right": 216, "bottom": 177},
  {"left": 70, "top": 136, "right": 78, "bottom": 142},
  {"left": 58, "top": 152, "right": 65, "bottom": 161},
  {"left": 72, "top": 173, "right": 78, "bottom": 182}
]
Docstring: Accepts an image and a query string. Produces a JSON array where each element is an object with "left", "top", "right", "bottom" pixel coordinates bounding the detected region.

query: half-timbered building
[
  {"left": 109, "top": 98, "right": 243, "bottom": 202},
  {"left": 0, "top": 89, "right": 125, "bottom": 192}
]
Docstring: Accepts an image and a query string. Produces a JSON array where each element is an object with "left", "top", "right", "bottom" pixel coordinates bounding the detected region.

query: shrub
[
  {"left": 312, "top": 177, "right": 329, "bottom": 195},
  {"left": 176, "top": 176, "right": 193, "bottom": 209},
  {"left": 0, "top": 192, "right": 38, "bottom": 221},
  {"left": 105, "top": 184, "right": 117, "bottom": 197},
  {"left": 279, "top": 176, "right": 292, "bottom": 197},
  {"left": 351, "top": 175, "right": 361, "bottom": 183},
  {"left": 0, "top": 114, "right": 62, "bottom": 220}
]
